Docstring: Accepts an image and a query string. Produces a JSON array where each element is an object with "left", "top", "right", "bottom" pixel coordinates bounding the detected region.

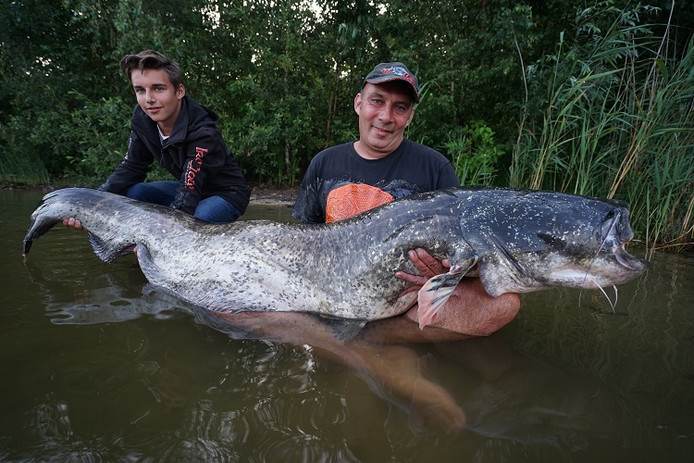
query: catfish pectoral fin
[
  {"left": 87, "top": 232, "right": 135, "bottom": 263},
  {"left": 416, "top": 270, "right": 466, "bottom": 330}
]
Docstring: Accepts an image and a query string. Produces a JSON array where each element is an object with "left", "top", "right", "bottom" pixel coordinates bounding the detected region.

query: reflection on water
[
  {"left": 44, "top": 279, "right": 187, "bottom": 325},
  {"left": 504, "top": 251, "right": 694, "bottom": 455},
  {"left": 2, "top": 190, "right": 693, "bottom": 461}
]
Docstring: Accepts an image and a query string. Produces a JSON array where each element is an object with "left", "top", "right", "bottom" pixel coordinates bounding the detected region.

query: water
[{"left": 2, "top": 189, "right": 693, "bottom": 461}]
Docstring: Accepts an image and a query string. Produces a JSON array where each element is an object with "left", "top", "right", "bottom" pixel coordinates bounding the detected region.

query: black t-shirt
[{"left": 293, "top": 139, "right": 460, "bottom": 223}]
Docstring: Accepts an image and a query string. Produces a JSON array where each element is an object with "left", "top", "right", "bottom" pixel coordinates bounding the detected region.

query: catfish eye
[
  {"left": 537, "top": 233, "right": 565, "bottom": 250},
  {"left": 600, "top": 210, "right": 620, "bottom": 246}
]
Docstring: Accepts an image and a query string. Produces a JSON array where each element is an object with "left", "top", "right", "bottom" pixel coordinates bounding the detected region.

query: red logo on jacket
[{"left": 185, "top": 147, "right": 208, "bottom": 190}]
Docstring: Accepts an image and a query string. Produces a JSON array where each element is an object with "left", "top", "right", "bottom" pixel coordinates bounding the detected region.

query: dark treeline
[{"left": 1, "top": 0, "right": 692, "bottom": 253}]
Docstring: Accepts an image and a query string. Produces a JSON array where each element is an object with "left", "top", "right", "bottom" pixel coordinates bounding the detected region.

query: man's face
[
  {"left": 130, "top": 68, "right": 185, "bottom": 134},
  {"left": 354, "top": 82, "right": 415, "bottom": 159}
]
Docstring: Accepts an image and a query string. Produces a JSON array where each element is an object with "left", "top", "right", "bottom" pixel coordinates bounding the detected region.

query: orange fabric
[{"left": 325, "top": 183, "right": 395, "bottom": 223}]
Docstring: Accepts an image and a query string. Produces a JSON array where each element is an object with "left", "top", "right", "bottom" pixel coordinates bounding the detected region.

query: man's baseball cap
[{"left": 363, "top": 62, "right": 420, "bottom": 102}]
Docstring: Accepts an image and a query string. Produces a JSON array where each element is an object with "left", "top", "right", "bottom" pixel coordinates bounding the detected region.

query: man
[
  {"left": 65, "top": 50, "right": 249, "bottom": 229},
  {"left": 293, "top": 62, "right": 520, "bottom": 340}
]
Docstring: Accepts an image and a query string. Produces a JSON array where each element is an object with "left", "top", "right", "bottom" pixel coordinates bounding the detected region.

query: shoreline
[
  {"left": 1, "top": 182, "right": 298, "bottom": 207},
  {"left": 249, "top": 186, "right": 297, "bottom": 206}
]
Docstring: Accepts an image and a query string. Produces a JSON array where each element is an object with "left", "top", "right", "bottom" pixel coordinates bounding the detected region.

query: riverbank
[
  {"left": 249, "top": 186, "right": 297, "bottom": 206},
  {"left": 1, "top": 181, "right": 298, "bottom": 208}
]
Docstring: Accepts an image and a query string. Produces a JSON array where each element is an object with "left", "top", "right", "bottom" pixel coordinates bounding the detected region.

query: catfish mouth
[
  {"left": 600, "top": 210, "right": 646, "bottom": 274},
  {"left": 531, "top": 242, "right": 646, "bottom": 292},
  {"left": 612, "top": 242, "right": 645, "bottom": 272}
]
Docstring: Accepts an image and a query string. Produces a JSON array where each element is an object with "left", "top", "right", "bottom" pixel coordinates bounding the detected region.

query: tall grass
[{"left": 511, "top": 3, "right": 694, "bottom": 257}]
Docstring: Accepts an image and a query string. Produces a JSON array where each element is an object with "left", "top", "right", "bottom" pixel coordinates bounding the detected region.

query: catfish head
[{"left": 464, "top": 191, "right": 647, "bottom": 297}]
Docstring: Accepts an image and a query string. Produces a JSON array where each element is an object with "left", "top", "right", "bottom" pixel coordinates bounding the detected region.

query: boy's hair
[{"left": 120, "top": 50, "right": 183, "bottom": 88}]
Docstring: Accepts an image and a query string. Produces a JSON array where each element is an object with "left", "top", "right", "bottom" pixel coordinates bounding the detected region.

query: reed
[{"left": 511, "top": 3, "right": 693, "bottom": 255}]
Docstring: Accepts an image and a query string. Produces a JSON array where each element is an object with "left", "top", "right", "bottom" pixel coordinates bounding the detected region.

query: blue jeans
[{"left": 126, "top": 181, "right": 242, "bottom": 223}]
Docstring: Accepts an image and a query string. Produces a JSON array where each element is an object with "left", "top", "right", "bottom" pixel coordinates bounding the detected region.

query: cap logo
[{"left": 381, "top": 66, "right": 415, "bottom": 85}]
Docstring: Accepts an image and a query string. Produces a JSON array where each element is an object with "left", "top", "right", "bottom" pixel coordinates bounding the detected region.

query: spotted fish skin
[{"left": 23, "top": 188, "right": 646, "bottom": 321}]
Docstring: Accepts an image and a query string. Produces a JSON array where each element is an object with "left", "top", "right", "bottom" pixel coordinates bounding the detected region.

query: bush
[{"left": 446, "top": 121, "right": 505, "bottom": 187}]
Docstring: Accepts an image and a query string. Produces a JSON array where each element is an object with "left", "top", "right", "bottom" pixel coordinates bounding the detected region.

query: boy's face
[
  {"left": 353, "top": 82, "right": 414, "bottom": 159},
  {"left": 130, "top": 68, "right": 185, "bottom": 134}
]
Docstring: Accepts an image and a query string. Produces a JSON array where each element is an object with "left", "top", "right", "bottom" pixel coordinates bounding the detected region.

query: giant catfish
[{"left": 23, "top": 188, "right": 646, "bottom": 328}]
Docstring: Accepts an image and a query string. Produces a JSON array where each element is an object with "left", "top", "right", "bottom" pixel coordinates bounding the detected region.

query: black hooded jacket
[{"left": 100, "top": 96, "right": 250, "bottom": 215}]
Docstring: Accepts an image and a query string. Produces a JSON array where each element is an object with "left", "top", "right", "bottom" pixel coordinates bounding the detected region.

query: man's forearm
[{"left": 408, "top": 286, "right": 521, "bottom": 337}]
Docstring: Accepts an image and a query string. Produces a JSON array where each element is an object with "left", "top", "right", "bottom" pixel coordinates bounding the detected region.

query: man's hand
[
  {"left": 395, "top": 248, "right": 449, "bottom": 285},
  {"left": 394, "top": 248, "right": 521, "bottom": 337},
  {"left": 63, "top": 218, "right": 83, "bottom": 230}
]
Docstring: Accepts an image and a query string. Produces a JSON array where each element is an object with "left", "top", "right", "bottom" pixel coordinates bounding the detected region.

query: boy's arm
[{"left": 99, "top": 131, "right": 151, "bottom": 195}]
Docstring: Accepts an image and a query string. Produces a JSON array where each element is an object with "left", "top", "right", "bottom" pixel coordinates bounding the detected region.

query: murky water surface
[{"left": 2, "top": 189, "right": 693, "bottom": 461}]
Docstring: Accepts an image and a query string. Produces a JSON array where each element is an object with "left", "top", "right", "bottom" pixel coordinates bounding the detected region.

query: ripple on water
[{"left": 23, "top": 400, "right": 110, "bottom": 463}]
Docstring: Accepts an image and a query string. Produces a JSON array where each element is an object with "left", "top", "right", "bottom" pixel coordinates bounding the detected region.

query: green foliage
[
  {"left": 0, "top": 143, "right": 49, "bottom": 186},
  {"left": 383, "top": 2, "right": 539, "bottom": 149},
  {"left": 447, "top": 121, "right": 504, "bottom": 186},
  {"left": 62, "top": 94, "right": 132, "bottom": 180}
]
